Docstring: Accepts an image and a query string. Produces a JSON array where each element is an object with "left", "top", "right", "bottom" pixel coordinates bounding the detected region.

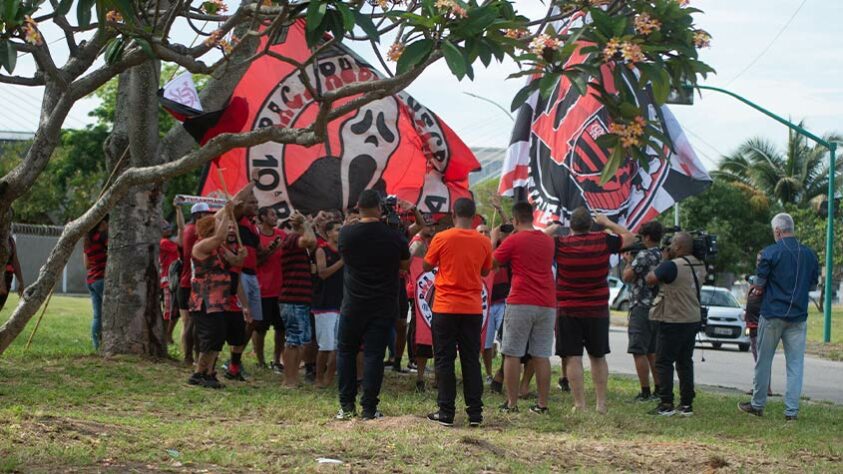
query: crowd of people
[{"left": 47, "top": 178, "right": 818, "bottom": 425}]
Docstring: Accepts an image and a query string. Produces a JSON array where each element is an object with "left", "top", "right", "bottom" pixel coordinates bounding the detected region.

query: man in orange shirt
[{"left": 424, "top": 198, "right": 492, "bottom": 427}]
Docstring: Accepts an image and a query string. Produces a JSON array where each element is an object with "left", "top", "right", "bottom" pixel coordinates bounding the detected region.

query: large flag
[
  {"left": 499, "top": 37, "right": 710, "bottom": 231},
  {"left": 167, "top": 20, "right": 479, "bottom": 219},
  {"left": 408, "top": 257, "right": 493, "bottom": 348}
]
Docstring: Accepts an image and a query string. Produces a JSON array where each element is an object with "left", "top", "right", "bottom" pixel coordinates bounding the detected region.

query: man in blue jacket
[{"left": 739, "top": 213, "right": 818, "bottom": 421}]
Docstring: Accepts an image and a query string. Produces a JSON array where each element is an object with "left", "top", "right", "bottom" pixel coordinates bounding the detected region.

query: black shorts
[
  {"left": 192, "top": 310, "right": 226, "bottom": 353},
  {"left": 627, "top": 305, "right": 658, "bottom": 355},
  {"left": 415, "top": 344, "right": 433, "bottom": 359},
  {"left": 556, "top": 313, "right": 611, "bottom": 358},
  {"left": 253, "top": 298, "right": 284, "bottom": 333},
  {"left": 225, "top": 311, "right": 247, "bottom": 347},
  {"left": 177, "top": 286, "right": 191, "bottom": 311},
  {"left": 397, "top": 290, "right": 409, "bottom": 321}
]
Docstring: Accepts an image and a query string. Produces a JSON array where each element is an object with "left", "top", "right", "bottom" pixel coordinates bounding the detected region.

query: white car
[
  {"left": 608, "top": 276, "right": 624, "bottom": 307},
  {"left": 698, "top": 286, "right": 751, "bottom": 352}
]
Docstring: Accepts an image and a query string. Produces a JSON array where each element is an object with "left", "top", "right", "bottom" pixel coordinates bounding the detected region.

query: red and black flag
[
  {"left": 161, "top": 20, "right": 479, "bottom": 218},
  {"left": 499, "top": 22, "right": 711, "bottom": 231}
]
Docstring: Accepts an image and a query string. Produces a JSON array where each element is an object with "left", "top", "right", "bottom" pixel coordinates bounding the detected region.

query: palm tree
[{"left": 713, "top": 123, "right": 842, "bottom": 206}]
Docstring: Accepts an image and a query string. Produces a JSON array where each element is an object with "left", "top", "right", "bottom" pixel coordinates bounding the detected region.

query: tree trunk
[{"left": 102, "top": 60, "right": 167, "bottom": 357}]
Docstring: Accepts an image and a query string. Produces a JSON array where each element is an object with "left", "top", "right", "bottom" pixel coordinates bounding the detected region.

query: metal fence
[{"left": 9, "top": 223, "right": 87, "bottom": 295}]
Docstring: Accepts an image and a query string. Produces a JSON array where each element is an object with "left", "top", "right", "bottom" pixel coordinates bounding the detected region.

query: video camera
[
  {"left": 661, "top": 226, "right": 718, "bottom": 262},
  {"left": 381, "top": 195, "right": 402, "bottom": 229},
  {"left": 620, "top": 235, "right": 648, "bottom": 255}
]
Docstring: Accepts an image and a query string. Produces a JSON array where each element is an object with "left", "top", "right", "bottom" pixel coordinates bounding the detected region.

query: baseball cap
[{"left": 191, "top": 202, "right": 212, "bottom": 214}]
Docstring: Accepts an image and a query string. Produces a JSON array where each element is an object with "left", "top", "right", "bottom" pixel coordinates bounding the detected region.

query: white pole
[
  {"left": 674, "top": 203, "right": 680, "bottom": 228},
  {"left": 62, "top": 265, "right": 67, "bottom": 293}
]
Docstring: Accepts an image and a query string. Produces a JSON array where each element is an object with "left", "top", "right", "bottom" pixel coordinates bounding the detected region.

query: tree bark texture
[{"left": 102, "top": 61, "right": 167, "bottom": 357}]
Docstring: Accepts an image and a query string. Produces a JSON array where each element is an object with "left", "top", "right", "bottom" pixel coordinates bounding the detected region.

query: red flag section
[
  {"left": 408, "top": 257, "right": 493, "bottom": 349},
  {"left": 196, "top": 20, "right": 479, "bottom": 218}
]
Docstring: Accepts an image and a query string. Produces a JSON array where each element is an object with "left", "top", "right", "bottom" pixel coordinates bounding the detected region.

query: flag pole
[{"left": 24, "top": 286, "right": 55, "bottom": 351}]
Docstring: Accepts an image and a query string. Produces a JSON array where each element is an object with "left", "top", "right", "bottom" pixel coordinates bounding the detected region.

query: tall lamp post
[{"left": 681, "top": 84, "right": 838, "bottom": 343}]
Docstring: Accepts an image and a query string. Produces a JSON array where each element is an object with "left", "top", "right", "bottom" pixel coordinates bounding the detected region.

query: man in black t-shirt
[{"left": 335, "top": 190, "right": 410, "bottom": 421}]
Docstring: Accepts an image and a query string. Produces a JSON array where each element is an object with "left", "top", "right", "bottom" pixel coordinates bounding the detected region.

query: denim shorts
[
  {"left": 281, "top": 304, "right": 312, "bottom": 346},
  {"left": 484, "top": 302, "right": 506, "bottom": 349},
  {"left": 240, "top": 273, "right": 263, "bottom": 321}
]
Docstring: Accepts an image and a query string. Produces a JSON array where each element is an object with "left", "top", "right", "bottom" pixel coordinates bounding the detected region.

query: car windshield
[{"left": 701, "top": 289, "right": 741, "bottom": 308}]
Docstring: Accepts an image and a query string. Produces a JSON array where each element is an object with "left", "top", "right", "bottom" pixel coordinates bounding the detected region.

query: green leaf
[
  {"left": 650, "top": 67, "right": 671, "bottom": 104},
  {"left": 56, "top": 0, "right": 73, "bottom": 15},
  {"left": 538, "top": 73, "right": 559, "bottom": 100},
  {"left": 4, "top": 0, "right": 20, "bottom": 24},
  {"left": 0, "top": 40, "right": 17, "bottom": 74},
  {"left": 510, "top": 79, "right": 539, "bottom": 111},
  {"left": 442, "top": 40, "right": 466, "bottom": 80},
  {"left": 306, "top": 0, "right": 327, "bottom": 32},
  {"left": 77, "top": 0, "right": 95, "bottom": 27},
  {"left": 619, "top": 102, "right": 640, "bottom": 119},
  {"left": 111, "top": 0, "right": 136, "bottom": 24},
  {"left": 104, "top": 36, "right": 125, "bottom": 65},
  {"left": 353, "top": 7, "right": 380, "bottom": 43},
  {"left": 600, "top": 146, "right": 626, "bottom": 185},
  {"left": 395, "top": 38, "right": 433, "bottom": 75},
  {"left": 595, "top": 133, "right": 618, "bottom": 150},
  {"left": 335, "top": 3, "right": 355, "bottom": 31},
  {"left": 134, "top": 37, "right": 154, "bottom": 59},
  {"left": 453, "top": 6, "right": 497, "bottom": 37},
  {"left": 476, "top": 40, "right": 492, "bottom": 67}
]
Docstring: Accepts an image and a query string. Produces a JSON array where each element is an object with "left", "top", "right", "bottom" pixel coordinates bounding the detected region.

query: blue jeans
[
  {"left": 240, "top": 273, "right": 263, "bottom": 321},
  {"left": 281, "top": 304, "right": 312, "bottom": 346},
  {"left": 87, "top": 279, "right": 105, "bottom": 350},
  {"left": 751, "top": 317, "right": 807, "bottom": 416}
]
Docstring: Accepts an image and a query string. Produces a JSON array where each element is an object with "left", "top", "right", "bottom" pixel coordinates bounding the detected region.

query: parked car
[
  {"left": 611, "top": 283, "right": 631, "bottom": 311},
  {"left": 698, "top": 286, "right": 751, "bottom": 352},
  {"left": 608, "top": 276, "right": 624, "bottom": 308}
]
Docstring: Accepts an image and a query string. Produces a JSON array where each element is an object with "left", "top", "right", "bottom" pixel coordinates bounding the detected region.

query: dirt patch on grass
[
  {"left": 0, "top": 414, "right": 134, "bottom": 448},
  {"left": 805, "top": 341, "right": 843, "bottom": 361}
]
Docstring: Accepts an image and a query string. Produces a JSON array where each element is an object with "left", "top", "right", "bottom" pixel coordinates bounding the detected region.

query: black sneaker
[
  {"left": 270, "top": 362, "right": 284, "bottom": 375},
  {"left": 335, "top": 407, "right": 356, "bottom": 420},
  {"left": 738, "top": 401, "right": 763, "bottom": 417},
  {"left": 468, "top": 416, "right": 483, "bottom": 427},
  {"left": 305, "top": 370, "right": 316, "bottom": 383},
  {"left": 529, "top": 405, "right": 549, "bottom": 415},
  {"left": 558, "top": 377, "right": 571, "bottom": 392},
  {"left": 202, "top": 373, "right": 224, "bottom": 389},
  {"left": 224, "top": 369, "right": 246, "bottom": 381},
  {"left": 649, "top": 403, "right": 675, "bottom": 416},
  {"left": 392, "top": 365, "right": 410, "bottom": 374},
  {"left": 633, "top": 392, "right": 652, "bottom": 403},
  {"left": 499, "top": 402, "right": 519, "bottom": 414},
  {"left": 361, "top": 410, "right": 384, "bottom": 420},
  {"left": 677, "top": 405, "right": 693, "bottom": 416},
  {"left": 427, "top": 412, "right": 454, "bottom": 427},
  {"left": 415, "top": 380, "right": 426, "bottom": 393},
  {"left": 187, "top": 372, "right": 204, "bottom": 386},
  {"left": 785, "top": 414, "right": 798, "bottom": 422},
  {"left": 490, "top": 380, "right": 503, "bottom": 394}
]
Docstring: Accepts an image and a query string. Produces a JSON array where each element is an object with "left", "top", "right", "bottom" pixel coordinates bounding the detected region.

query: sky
[{"left": 2, "top": 0, "right": 841, "bottom": 172}]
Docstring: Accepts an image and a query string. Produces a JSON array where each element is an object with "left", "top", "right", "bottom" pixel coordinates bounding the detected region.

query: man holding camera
[
  {"left": 335, "top": 190, "right": 411, "bottom": 420},
  {"left": 646, "top": 232, "right": 706, "bottom": 416},
  {"left": 739, "top": 213, "right": 818, "bottom": 421},
  {"left": 622, "top": 221, "right": 664, "bottom": 402}
]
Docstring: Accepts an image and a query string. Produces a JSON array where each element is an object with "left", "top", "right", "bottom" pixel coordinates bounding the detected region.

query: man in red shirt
[
  {"left": 424, "top": 198, "right": 492, "bottom": 427},
  {"left": 550, "top": 207, "right": 633, "bottom": 413},
  {"left": 83, "top": 217, "right": 108, "bottom": 351},
  {"left": 159, "top": 222, "right": 181, "bottom": 344},
  {"left": 279, "top": 211, "right": 318, "bottom": 387},
  {"left": 256, "top": 207, "right": 286, "bottom": 371},
  {"left": 493, "top": 202, "right": 556, "bottom": 414},
  {"left": 176, "top": 202, "right": 213, "bottom": 365}
]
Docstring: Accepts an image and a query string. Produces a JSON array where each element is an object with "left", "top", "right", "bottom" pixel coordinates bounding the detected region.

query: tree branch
[{"left": 0, "top": 73, "right": 45, "bottom": 86}]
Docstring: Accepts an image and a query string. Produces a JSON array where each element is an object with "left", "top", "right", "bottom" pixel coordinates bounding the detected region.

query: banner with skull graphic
[
  {"left": 499, "top": 45, "right": 711, "bottom": 231},
  {"left": 408, "top": 257, "right": 493, "bottom": 348},
  {"left": 189, "top": 20, "right": 478, "bottom": 218}
]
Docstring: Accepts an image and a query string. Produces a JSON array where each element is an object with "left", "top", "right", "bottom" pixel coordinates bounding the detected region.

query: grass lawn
[
  {"left": 611, "top": 307, "right": 843, "bottom": 361},
  {"left": 1, "top": 295, "right": 842, "bottom": 472}
]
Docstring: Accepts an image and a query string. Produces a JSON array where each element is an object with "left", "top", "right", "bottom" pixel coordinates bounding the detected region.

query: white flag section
[{"left": 162, "top": 73, "right": 203, "bottom": 112}]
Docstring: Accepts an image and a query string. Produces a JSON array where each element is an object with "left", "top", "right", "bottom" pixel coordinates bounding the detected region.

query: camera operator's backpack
[{"left": 681, "top": 256, "right": 708, "bottom": 329}]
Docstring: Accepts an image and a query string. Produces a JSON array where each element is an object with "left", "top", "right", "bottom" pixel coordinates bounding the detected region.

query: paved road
[{"left": 570, "top": 327, "right": 843, "bottom": 404}]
